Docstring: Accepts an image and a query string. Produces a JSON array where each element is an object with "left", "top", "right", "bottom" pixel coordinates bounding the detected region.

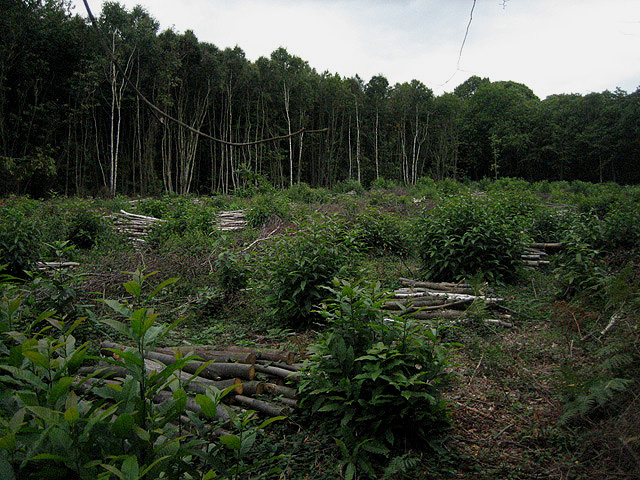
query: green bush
[
  {"left": 369, "top": 177, "right": 398, "bottom": 191},
  {"left": 599, "top": 200, "right": 640, "bottom": 250},
  {"left": 487, "top": 177, "right": 534, "bottom": 194},
  {"left": 299, "top": 280, "right": 450, "bottom": 478},
  {"left": 284, "top": 182, "right": 329, "bottom": 204},
  {"left": 0, "top": 207, "right": 41, "bottom": 276},
  {"left": 263, "top": 217, "right": 356, "bottom": 328},
  {"left": 416, "top": 193, "right": 527, "bottom": 283},
  {"left": 215, "top": 249, "right": 250, "bottom": 295},
  {"left": 246, "top": 194, "right": 290, "bottom": 228},
  {"left": 66, "top": 206, "right": 106, "bottom": 249},
  {"left": 332, "top": 179, "right": 365, "bottom": 195},
  {"left": 0, "top": 270, "right": 284, "bottom": 479},
  {"left": 351, "top": 208, "right": 409, "bottom": 256}
]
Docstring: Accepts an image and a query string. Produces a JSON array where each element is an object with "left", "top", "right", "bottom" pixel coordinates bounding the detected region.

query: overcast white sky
[{"left": 73, "top": 0, "right": 640, "bottom": 99}]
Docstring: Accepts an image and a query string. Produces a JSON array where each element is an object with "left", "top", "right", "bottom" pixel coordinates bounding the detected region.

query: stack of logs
[
  {"left": 77, "top": 342, "right": 301, "bottom": 422},
  {"left": 110, "top": 209, "right": 166, "bottom": 245},
  {"left": 521, "top": 242, "right": 565, "bottom": 268},
  {"left": 35, "top": 261, "right": 80, "bottom": 270},
  {"left": 383, "top": 278, "right": 513, "bottom": 327},
  {"left": 217, "top": 210, "right": 247, "bottom": 231}
]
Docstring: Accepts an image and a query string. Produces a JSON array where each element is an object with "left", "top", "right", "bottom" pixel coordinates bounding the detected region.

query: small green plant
[
  {"left": 298, "top": 280, "right": 450, "bottom": 478},
  {"left": 246, "top": 194, "right": 290, "bottom": 228},
  {"left": 332, "top": 179, "right": 365, "bottom": 195},
  {"left": 262, "top": 217, "right": 356, "bottom": 328},
  {"left": 416, "top": 193, "right": 526, "bottom": 283},
  {"left": 0, "top": 207, "right": 41, "bottom": 276},
  {"left": 215, "top": 250, "right": 250, "bottom": 296},
  {"left": 351, "top": 208, "right": 409, "bottom": 257},
  {"left": 66, "top": 206, "right": 105, "bottom": 249},
  {"left": 0, "top": 268, "right": 285, "bottom": 479}
]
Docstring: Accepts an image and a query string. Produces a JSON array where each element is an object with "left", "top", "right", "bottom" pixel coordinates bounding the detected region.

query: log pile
[
  {"left": 35, "top": 261, "right": 80, "bottom": 270},
  {"left": 383, "top": 278, "right": 513, "bottom": 327},
  {"left": 521, "top": 243, "right": 565, "bottom": 268},
  {"left": 110, "top": 209, "right": 166, "bottom": 244},
  {"left": 217, "top": 210, "right": 247, "bottom": 231},
  {"left": 76, "top": 341, "right": 302, "bottom": 423}
]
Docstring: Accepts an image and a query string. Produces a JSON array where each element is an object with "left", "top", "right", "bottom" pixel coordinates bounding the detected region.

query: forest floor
[{"left": 10, "top": 189, "right": 638, "bottom": 479}]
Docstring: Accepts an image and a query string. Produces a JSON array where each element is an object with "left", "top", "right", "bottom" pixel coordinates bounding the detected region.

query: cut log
[
  {"left": 398, "top": 278, "right": 476, "bottom": 294},
  {"left": 100, "top": 342, "right": 255, "bottom": 380},
  {"left": 144, "top": 358, "right": 243, "bottom": 394},
  {"left": 153, "top": 346, "right": 256, "bottom": 364},
  {"left": 392, "top": 290, "right": 503, "bottom": 304},
  {"left": 145, "top": 351, "right": 256, "bottom": 381},
  {"left": 255, "top": 360, "right": 301, "bottom": 372},
  {"left": 233, "top": 395, "right": 288, "bottom": 417},
  {"left": 409, "top": 309, "right": 467, "bottom": 320},
  {"left": 213, "top": 345, "right": 296, "bottom": 365},
  {"left": 530, "top": 242, "right": 565, "bottom": 252},
  {"left": 254, "top": 364, "right": 301, "bottom": 382},
  {"left": 119, "top": 209, "right": 166, "bottom": 222},
  {"left": 263, "top": 383, "right": 298, "bottom": 399},
  {"left": 277, "top": 397, "right": 297, "bottom": 408},
  {"left": 239, "top": 381, "right": 265, "bottom": 396}
]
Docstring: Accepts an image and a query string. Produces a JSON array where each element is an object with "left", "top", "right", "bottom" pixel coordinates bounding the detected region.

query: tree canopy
[{"left": 1, "top": 0, "right": 639, "bottom": 196}]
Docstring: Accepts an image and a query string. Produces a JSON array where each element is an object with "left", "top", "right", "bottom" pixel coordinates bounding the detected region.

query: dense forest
[{"left": 2, "top": 0, "right": 640, "bottom": 197}]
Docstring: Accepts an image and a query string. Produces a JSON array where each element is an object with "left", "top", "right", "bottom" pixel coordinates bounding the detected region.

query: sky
[{"left": 72, "top": 0, "right": 640, "bottom": 99}]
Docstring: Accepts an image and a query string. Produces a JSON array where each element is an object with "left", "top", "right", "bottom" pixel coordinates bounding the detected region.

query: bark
[{"left": 233, "top": 395, "right": 288, "bottom": 417}]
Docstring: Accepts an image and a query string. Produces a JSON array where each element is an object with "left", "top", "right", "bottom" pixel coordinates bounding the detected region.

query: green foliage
[
  {"left": 214, "top": 250, "right": 249, "bottom": 296},
  {"left": 0, "top": 269, "right": 284, "bottom": 479},
  {"left": 528, "top": 208, "right": 575, "bottom": 243},
  {"left": 263, "top": 217, "right": 356, "bottom": 328},
  {"left": 350, "top": 208, "right": 409, "bottom": 256},
  {"left": 332, "top": 180, "right": 365, "bottom": 195},
  {"left": 554, "top": 242, "right": 606, "bottom": 301},
  {"left": 298, "top": 280, "right": 450, "bottom": 478},
  {"left": 246, "top": 195, "right": 290, "bottom": 228},
  {"left": 284, "top": 182, "right": 329, "bottom": 204},
  {"left": 598, "top": 200, "right": 640, "bottom": 250},
  {"left": 66, "top": 206, "right": 106, "bottom": 249},
  {"left": 0, "top": 207, "right": 41, "bottom": 276},
  {"left": 416, "top": 193, "right": 527, "bottom": 283},
  {"left": 369, "top": 177, "right": 399, "bottom": 191}
]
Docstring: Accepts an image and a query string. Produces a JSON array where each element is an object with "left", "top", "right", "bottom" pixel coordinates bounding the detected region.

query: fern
[
  {"left": 382, "top": 454, "right": 420, "bottom": 479},
  {"left": 601, "top": 352, "right": 635, "bottom": 372},
  {"left": 561, "top": 377, "right": 632, "bottom": 424}
]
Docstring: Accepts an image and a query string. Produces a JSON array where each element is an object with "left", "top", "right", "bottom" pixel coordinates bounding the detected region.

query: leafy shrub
[
  {"left": 66, "top": 206, "right": 105, "bottom": 249},
  {"left": 487, "top": 176, "right": 534, "bottom": 194},
  {"left": 436, "top": 178, "right": 468, "bottom": 195},
  {"left": 554, "top": 242, "right": 607, "bottom": 301},
  {"left": 369, "top": 177, "right": 398, "bottom": 191},
  {"left": 284, "top": 182, "right": 329, "bottom": 203},
  {"left": 416, "top": 193, "right": 526, "bottom": 283},
  {"left": 576, "top": 191, "right": 624, "bottom": 217},
  {"left": 333, "top": 179, "right": 365, "bottom": 195},
  {"left": 413, "top": 176, "right": 438, "bottom": 198},
  {"left": 0, "top": 270, "right": 284, "bottom": 479},
  {"left": 263, "top": 217, "right": 356, "bottom": 328},
  {"left": 351, "top": 208, "right": 409, "bottom": 256},
  {"left": 299, "top": 280, "right": 450, "bottom": 478},
  {"left": 246, "top": 194, "right": 290, "bottom": 228},
  {"left": 599, "top": 200, "right": 640, "bottom": 250},
  {"left": 529, "top": 208, "right": 574, "bottom": 243},
  {"left": 215, "top": 249, "right": 250, "bottom": 295},
  {"left": 0, "top": 207, "right": 41, "bottom": 276}
]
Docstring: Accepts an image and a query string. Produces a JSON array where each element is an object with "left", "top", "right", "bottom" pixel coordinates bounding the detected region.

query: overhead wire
[{"left": 437, "top": 0, "right": 478, "bottom": 88}]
